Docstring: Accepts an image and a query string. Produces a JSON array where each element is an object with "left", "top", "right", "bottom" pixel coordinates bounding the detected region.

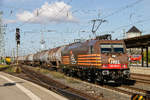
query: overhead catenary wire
[
  {"left": 102, "top": 0, "right": 144, "bottom": 19},
  {"left": 99, "top": 17, "right": 150, "bottom": 39},
  {"left": 7, "top": 0, "right": 73, "bottom": 32},
  {"left": 83, "top": 0, "right": 144, "bottom": 39}
]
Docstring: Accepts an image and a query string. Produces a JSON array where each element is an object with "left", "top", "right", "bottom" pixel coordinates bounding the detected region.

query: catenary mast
[{"left": 0, "top": 11, "right": 5, "bottom": 58}]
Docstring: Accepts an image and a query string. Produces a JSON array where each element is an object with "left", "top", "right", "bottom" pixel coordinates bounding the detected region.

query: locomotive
[{"left": 17, "top": 34, "right": 130, "bottom": 84}]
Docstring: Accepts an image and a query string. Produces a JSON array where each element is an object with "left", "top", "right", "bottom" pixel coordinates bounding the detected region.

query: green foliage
[
  {"left": 143, "top": 50, "right": 150, "bottom": 62},
  {"left": 4, "top": 66, "right": 15, "bottom": 73},
  {"left": 66, "top": 77, "right": 80, "bottom": 83},
  {"left": 0, "top": 65, "right": 9, "bottom": 68}
]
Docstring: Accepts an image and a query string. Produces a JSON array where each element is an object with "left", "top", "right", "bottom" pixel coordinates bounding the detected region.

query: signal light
[{"left": 16, "top": 28, "right": 20, "bottom": 45}]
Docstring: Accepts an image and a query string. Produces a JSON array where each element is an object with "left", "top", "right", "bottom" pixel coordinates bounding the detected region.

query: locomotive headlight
[
  {"left": 123, "top": 70, "right": 130, "bottom": 75},
  {"left": 112, "top": 55, "right": 116, "bottom": 58},
  {"left": 102, "top": 70, "right": 109, "bottom": 75}
]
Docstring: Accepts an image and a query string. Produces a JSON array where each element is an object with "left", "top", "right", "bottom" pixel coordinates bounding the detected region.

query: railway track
[
  {"left": 12, "top": 65, "right": 150, "bottom": 100},
  {"left": 87, "top": 83, "right": 149, "bottom": 96},
  {"left": 79, "top": 81, "right": 150, "bottom": 100},
  {"left": 132, "top": 78, "right": 150, "bottom": 84},
  {"left": 70, "top": 77, "right": 150, "bottom": 99},
  {"left": 131, "top": 73, "right": 150, "bottom": 84},
  {"left": 121, "top": 85, "right": 148, "bottom": 94},
  {"left": 60, "top": 70, "right": 150, "bottom": 99},
  {"left": 57, "top": 67, "right": 150, "bottom": 98},
  {"left": 19, "top": 65, "right": 101, "bottom": 100}
]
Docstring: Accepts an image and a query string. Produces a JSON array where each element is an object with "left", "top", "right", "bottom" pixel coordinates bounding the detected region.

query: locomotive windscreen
[
  {"left": 101, "top": 44, "right": 111, "bottom": 53},
  {"left": 113, "top": 44, "right": 124, "bottom": 53},
  {"left": 100, "top": 44, "right": 124, "bottom": 53}
]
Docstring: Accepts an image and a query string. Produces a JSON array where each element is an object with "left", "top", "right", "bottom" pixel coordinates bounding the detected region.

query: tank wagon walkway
[{"left": 0, "top": 72, "right": 68, "bottom": 100}]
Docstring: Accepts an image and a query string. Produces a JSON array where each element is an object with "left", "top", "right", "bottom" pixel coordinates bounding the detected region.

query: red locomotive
[{"left": 61, "top": 35, "right": 130, "bottom": 84}]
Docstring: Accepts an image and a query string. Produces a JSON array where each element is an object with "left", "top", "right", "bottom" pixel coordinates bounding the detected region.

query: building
[
  {"left": 126, "top": 26, "right": 142, "bottom": 63},
  {"left": 126, "top": 26, "right": 142, "bottom": 39}
]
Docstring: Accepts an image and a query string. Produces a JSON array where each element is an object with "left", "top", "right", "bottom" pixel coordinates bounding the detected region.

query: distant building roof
[{"left": 127, "top": 26, "right": 142, "bottom": 33}]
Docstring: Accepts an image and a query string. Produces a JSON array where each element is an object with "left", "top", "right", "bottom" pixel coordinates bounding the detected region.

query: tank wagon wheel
[
  {"left": 63, "top": 68, "right": 70, "bottom": 76},
  {"left": 70, "top": 69, "right": 76, "bottom": 77},
  {"left": 66, "top": 69, "right": 72, "bottom": 77}
]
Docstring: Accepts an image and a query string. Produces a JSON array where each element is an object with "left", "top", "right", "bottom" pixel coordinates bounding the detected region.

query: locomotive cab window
[
  {"left": 100, "top": 44, "right": 112, "bottom": 53},
  {"left": 100, "top": 44, "right": 124, "bottom": 53},
  {"left": 112, "top": 44, "right": 124, "bottom": 53}
]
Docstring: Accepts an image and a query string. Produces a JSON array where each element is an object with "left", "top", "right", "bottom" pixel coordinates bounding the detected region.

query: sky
[{"left": 0, "top": 0, "right": 150, "bottom": 56}]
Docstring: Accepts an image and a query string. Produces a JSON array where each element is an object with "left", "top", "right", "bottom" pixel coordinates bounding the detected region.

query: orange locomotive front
[{"left": 61, "top": 37, "right": 130, "bottom": 84}]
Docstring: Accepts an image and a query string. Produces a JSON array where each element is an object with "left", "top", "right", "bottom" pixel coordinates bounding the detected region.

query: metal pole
[
  {"left": 141, "top": 47, "right": 144, "bottom": 67},
  {"left": 16, "top": 44, "right": 19, "bottom": 65},
  {"left": 146, "top": 47, "right": 148, "bottom": 67},
  {"left": 12, "top": 48, "right": 15, "bottom": 63}
]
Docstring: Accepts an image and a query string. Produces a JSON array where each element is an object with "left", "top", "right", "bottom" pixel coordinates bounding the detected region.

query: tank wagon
[
  {"left": 17, "top": 56, "right": 27, "bottom": 64},
  {"left": 25, "top": 54, "right": 34, "bottom": 66},
  {"left": 27, "top": 47, "right": 65, "bottom": 69},
  {"left": 21, "top": 34, "right": 130, "bottom": 84}
]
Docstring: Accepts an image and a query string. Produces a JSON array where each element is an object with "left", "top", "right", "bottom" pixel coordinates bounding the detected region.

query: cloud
[{"left": 16, "top": 1, "right": 77, "bottom": 24}]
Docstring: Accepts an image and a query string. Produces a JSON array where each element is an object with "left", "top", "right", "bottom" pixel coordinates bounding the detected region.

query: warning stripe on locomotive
[
  {"left": 78, "top": 57, "right": 101, "bottom": 60},
  {"left": 78, "top": 63, "right": 102, "bottom": 66},
  {"left": 62, "top": 56, "right": 70, "bottom": 64},
  {"left": 62, "top": 54, "right": 101, "bottom": 66},
  {"left": 78, "top": 54, "right": 100, "bottom": 57},
  {"left": 78, "top": 60, "right": 101, "bottom": 63},
  {"left": 77, "top": 54, "right": 101, "bottom": 66}
]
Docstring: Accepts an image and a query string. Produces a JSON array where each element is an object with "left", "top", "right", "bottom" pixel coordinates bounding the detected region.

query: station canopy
[{"left": 124, "top": 34, "right": 150, "bottom": 48}]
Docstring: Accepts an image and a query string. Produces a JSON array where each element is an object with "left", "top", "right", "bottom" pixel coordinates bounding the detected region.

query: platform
[
  {"left": 0, "top": 72, "right": 68, "bottom": 100},
  {"left": 130, "top": 66, "right": 150, "bottom": 75}
]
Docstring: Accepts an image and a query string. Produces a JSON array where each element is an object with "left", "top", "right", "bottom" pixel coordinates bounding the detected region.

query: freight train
[{"left": 17, "top": 34, "right": 130, "bottom": 84}]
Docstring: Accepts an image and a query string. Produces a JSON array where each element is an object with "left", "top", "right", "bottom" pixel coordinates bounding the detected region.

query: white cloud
[{"left": 16, "top": 1, "right": 77, "bottom": 24}]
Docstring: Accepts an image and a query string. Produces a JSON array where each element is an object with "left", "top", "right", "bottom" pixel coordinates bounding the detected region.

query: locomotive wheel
[
  {"left": 68, "top": 69, "right": 73, "bottom": 77},
  {"left": 95, "top": 73, "right": 104, "bottom": 85},
  {"left": 115, "top": 79, "right": 122, "bottom": 86},
  {"left": 66, "top": 69, "right": 70, "bottom": 76},
  {"left": 81, "top": 71, "right": 86, "bottom": 81}
]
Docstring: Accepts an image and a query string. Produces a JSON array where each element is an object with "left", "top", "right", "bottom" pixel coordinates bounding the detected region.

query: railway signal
[
  {"left": 16, "top": 28, "right": 20, "bottom": 45},
  {"left": 15, "top": 28, "right": 21, "bottom": 73}
]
